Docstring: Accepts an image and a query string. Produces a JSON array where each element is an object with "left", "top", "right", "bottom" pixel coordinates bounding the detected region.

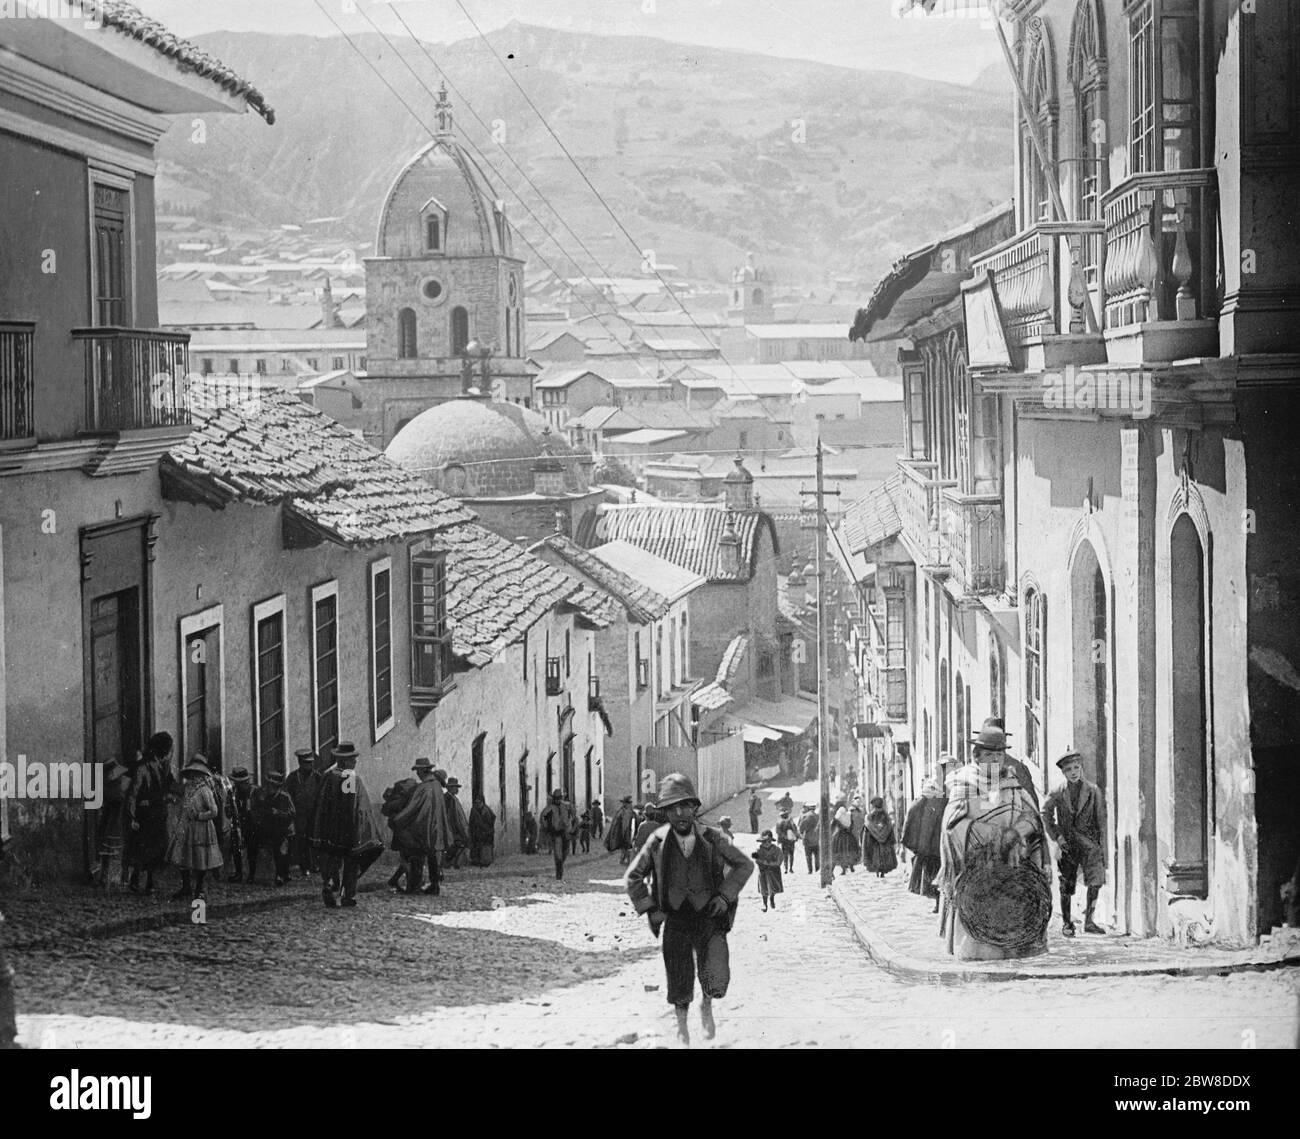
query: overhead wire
[
  {"left": 311, "top": 0, "right": 662, "bottom": 382},
  {"left": 449, "top": 0, "right": 793, "bottom": 421}
]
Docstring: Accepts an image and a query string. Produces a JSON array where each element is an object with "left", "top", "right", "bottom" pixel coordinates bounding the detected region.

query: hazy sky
[{"left": 130, "top": 0, "right": 1005, "bottom": 85}]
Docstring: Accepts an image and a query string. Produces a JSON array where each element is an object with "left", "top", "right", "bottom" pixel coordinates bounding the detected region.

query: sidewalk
[
  {"left": 830, "top": 865, "right": 1300, "bottom": 983},
  {"left": 0, "top": 846, "right": 618, "bottom": 949}
]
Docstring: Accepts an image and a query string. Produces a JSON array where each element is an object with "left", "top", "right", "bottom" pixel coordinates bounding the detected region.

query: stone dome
[
  {"left": 375, "top": 136, "right": 513, "bottom": 260},
  {"left": 386, "top": 398, "right": 590, "bottom": 498}
]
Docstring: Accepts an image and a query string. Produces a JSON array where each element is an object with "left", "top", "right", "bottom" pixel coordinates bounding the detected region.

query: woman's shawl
[
  {"left": 864, "top": 809, "right": 894, "bottom": 845},
  {"left": 469, "top": 801, "right": 496, "bottom": 843}
]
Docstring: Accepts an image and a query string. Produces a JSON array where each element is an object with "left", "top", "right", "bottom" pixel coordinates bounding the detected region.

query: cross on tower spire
[{"left": 435, "top": 81, "right": 453, "bottom": 136}]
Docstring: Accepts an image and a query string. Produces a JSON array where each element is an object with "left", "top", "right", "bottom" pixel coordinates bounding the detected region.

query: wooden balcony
[
  {"left": 896, "top": 458, "right": 954, "bottom": 572},
  {"left": 971, "top": 221, "right": 1107, "bottom": 371},
  {"left": 940, "top": 490, "right": 1005, "bottom": 599},
  {"left": 1102, "top": 168, "right": 1220, "bottom": 364},
  {"left": 0, "top": 321, "right": 35, "bottom": 443},
  {"left": 73, "top": 327, "right": 191, "bottom": 432}
]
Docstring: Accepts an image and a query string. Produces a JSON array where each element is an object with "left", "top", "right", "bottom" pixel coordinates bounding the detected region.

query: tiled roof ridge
[
  {"left": 95, "top": 0, "right": 276, "bottom": 124},
  {"left": 539, "top": 534, "right": 671, "bottom": 624}
]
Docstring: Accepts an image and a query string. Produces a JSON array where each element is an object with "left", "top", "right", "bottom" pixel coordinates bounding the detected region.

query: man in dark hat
[
  {"left": 310, "top": 743, "right": 386, "bottom": 908},
  {"left": 747, "top": 788, "right": 762, "bottom": 833},
  {"left": 440, "top": 772, "right": 471, "bottom": 870},
  {"left": 539, "top": 788, "right": 578, "bottom": 880},
  {"left": 625, "top": 773, "right": 754, "bottom": 1046},
  {"left": 1042, "top": 751, "right": 1108, "bottom": 936},
  {"left": 797, "top": 802, "right": 820, "bottom": 874},
  {"left": 939, "top": 729, "right": 1049, "bottom": 960},
  {"left": 590, "top": 797, "right": 604, "bottom": 840},
  {"left": 227, "top": 767, "right": 256, "bottom": 883},
  {"left": 604, "top": 794, "right": 637, "bottom": 864},
  {"left": 633, "top": 800, "right": 662, "bottom": 853},
  {"left": 980, "top": 717, "right": 1040, "bottom": 809},
  {"left": 254, "top": 770, "right": 296, "bottom": 886},
  {"left": 775, "top": 809, "right": 799, "bottom": 873},
  {"left": 285, "top": 748, "right": 322, "bottom": 877},
  {"left": 389, "top": 758, "right": 448, "bottom": 894}
]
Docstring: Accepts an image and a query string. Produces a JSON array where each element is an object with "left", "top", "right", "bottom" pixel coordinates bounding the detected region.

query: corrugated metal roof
[{"left": 577, "top": 503, "right": 778, "bottom": 584}]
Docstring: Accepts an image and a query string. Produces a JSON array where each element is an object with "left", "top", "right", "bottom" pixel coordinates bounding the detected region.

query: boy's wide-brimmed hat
[
  {"left": 1055, "top": 750, "right": 1083, "bottom": 769},
  {"left": 332, "top": 741, "right": 359, "bottom": 762},
  {"left": 970, "top": 725, "right": 1010, "bottom": 752},
  {"left": 229, "top": 767, "right": 252, "bottom": 783},
  {"left": 760, "top": 829, "right": 774, "bottom": 840},
  {"left": 657, "top": 773, "right": 700, "bottom": 809},
  {"left": 550, "top": 788, "right": 564, "bottom": 800}
]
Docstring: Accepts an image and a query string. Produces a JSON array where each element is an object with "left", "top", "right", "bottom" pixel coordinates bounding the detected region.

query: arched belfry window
[
  {"left": 1020, "top": 19, "right": 1059, "bottom": 227},
  {"left": 1069, "top": 0, "right": 1107, "bottom": 281},
  {"left": 450, "top": 306, "right": 469, "bottom": 356},
  {"left": 398, "top": 308, "right": 417, "bottom": 359}
]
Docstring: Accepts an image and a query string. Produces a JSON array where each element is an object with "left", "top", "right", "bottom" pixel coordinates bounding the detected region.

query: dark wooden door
[{"left": 89, "top": 589, "right": 141, "bottom": 768}]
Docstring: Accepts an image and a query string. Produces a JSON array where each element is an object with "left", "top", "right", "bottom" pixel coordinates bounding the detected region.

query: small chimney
[
  {"left": 723, "top": 454, "right": 754, "bottom": 511},
  {"left": 533, "top": 427, "right": 566, "bottom": 496},
  {"left": 719, "top": 508, "right": 741, "bottom": 576}
]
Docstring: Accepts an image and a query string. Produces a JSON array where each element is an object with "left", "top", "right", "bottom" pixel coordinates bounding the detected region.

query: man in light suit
[{"left": 1042, "top": 750, "right": 1108, "bottom": 937}]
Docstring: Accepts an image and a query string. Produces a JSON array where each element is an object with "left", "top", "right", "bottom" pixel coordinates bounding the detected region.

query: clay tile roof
[
  {"left": 96, "top": 1, "right": 276, "bottom": 123},
  {"left": 536, "top": 535, "right": 672, "bottom": 625},
  {"left": 575, "top": 503, "right": 778, "bottom": 584},
  {"left": 162, "top": 386, "right": 474, "bottom": 546},
  {"left": 690, "top": 681, "right": 734, "bottom": 713},
  {"left": 716, "top": 634, "right": 750, "bottom": 687},
  {"left": 842, "top": 474, "right": 904, "bottom": 554},
  {"left": 440, "top": 523, "right": 612, "bottom": 664}
]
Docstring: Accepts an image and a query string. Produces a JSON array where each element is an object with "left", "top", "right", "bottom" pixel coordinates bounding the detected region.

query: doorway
[
  {"left": 1169, "top": 515, "right": 1209, "bottom": 898},
  {"left": 183, "top": 623, "right": 222, "bottom": 769}
]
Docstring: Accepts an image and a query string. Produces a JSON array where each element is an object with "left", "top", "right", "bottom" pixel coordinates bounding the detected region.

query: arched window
[
  {"left": 397, "top": 308, "right": 417, "bottom": 359},
  {"left": 939, "top": 658, "right": 950, "bottom": 758},
  {"left": 450, "top": 306, "right": 469, "bottom": 356},
  {"left": 1020, "top": 20, "right": 1058, "bottom": 227},
  {"left": 1170, "top": 513, "right": 1208, "bottom": 894},
  {"left": 989, "top": 631, "right": 1004, "bottom": 722},
  {"left": 955, "top": 671, "right": 966, "bottom": 762},
  {"left": 1024, "top": 586, "right": 1047, "bottom": 770},
  {"left": 1069, "top": 0, "right": 1107, "bottom": 282},
  {"left": 752, "top": 287, "right": 764, "bottom": 306}
]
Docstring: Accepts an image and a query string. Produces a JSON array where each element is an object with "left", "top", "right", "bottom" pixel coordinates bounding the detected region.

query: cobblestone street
[{"left": 11, "top": 782, "right": 1299, "bottom": 1049}]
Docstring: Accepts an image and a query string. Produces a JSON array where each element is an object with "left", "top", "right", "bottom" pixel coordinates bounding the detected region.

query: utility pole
[{"left": 802, "top": 436, "right": 839, "bottom": 888}]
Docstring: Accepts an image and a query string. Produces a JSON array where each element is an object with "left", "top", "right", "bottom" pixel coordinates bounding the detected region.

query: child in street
[
  {"left": 167, "top": 756, "right": 223, "bottom": 902},
  {"left": 718, "top": 816, "right": 735, "bottom": 840},
  {"left": 578, "top": 809, "right": 592, "bottom": 853},
  {"left": 754, "top": 829, "right": 784, "bottom": 912}
]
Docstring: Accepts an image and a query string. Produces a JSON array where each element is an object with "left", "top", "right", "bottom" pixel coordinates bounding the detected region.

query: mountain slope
[{"left": 157, "top": 23, "right": 1013, "bottom": 289}]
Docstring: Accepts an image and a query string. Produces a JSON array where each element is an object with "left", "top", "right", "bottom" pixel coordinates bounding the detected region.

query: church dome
[
  {"left": 374, "top": 88, "right": 513, "bottom": 260},
  {"left": 386, "top": 398, "right": 590, "bottom": 498}
]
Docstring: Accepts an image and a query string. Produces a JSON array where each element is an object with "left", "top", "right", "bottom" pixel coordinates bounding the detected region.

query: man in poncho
[
  {"left": 389, "top": 758, "right": 448, "bottom": 894},
  {"left": 469, "top": 794, "right": 497, "bottom": 867},
  {"left": 902, "top": 777, "right": 946, "bottom": 910},
  {"left": 310, "top": 742, "right": 386, "bottom": 909},
  {"left": 605, "top": 794, "right": 637, "bottom": 865},
  {"left": 939, "top": 726, "right": 1049, "bottom": 961},
  {"left": 440, "top": 773, "right": 471, "bottom": 870},
  {"left": 285, "top": 748, "right": 322, "bottom": 877}
]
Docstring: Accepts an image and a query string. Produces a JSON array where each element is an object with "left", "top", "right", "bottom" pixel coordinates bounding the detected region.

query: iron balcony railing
[
  {"left": 1103, "top": 167, "right": 1219, "bottom": 330},
  {"left": 73, "top": 327, "right": 190, "bottom": 432},
  {"left": 0, "top": 321, "right": 35, "bottom": 441}
]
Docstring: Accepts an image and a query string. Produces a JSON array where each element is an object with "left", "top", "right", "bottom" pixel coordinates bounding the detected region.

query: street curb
[
  {"left": 7, "top": 851, "right": 624, "bottom": 949},
  {"left": 828, "top": 879, "right": 1300, "bottom": 984}
]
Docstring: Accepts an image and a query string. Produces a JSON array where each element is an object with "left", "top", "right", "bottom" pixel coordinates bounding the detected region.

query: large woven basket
[{"left": 955, "top": 861, "right": 1052, "bottom": 952}]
